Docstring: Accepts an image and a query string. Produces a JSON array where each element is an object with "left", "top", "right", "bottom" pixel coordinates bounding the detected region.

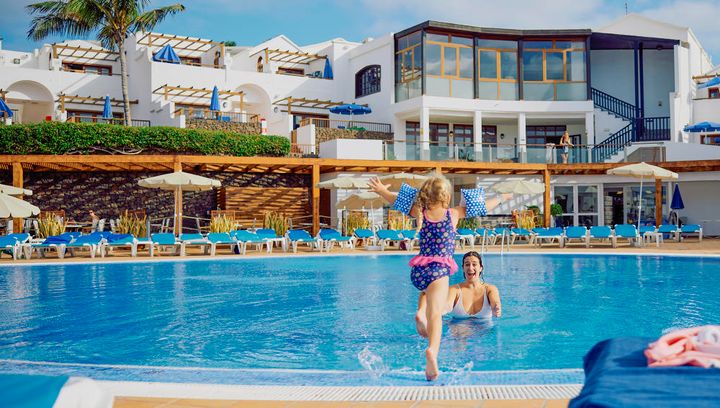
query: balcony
[
  {"left": 177, "top": 108, "right": 262, "bottom": 135},
  {"left": 67, "top": 115, "right": 151, "bottom": 127}
]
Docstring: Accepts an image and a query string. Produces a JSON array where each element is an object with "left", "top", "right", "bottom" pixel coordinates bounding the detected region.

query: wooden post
[
  {"left": 12, "top": 162, "right": 24, "bottom": 233},
  {"left": 59, "top": 94, "right": 66, "bottom": 112},
  {"left": 435, "top": 165, "right": 442, "bottom": 175},
  {"left": 655, "top": 178, "right": 662, "bottom": 227},
  {"left": 287, "top": 97, "right": 293, "bottom": 116},
  {"left": 264, "top": 48, "right": 269, "bottom": 65},
  {"left": 240, "top": 94, "right": 245, "bottom": 113},
  {"left": 312, "top": 164, "right": 320, "bottom": 236},
  {"left": 543, "top": 169, "right": 551, "bottom": 228},
  {"left": 174, "top": 157, "right": 182, "bottom": 235}
]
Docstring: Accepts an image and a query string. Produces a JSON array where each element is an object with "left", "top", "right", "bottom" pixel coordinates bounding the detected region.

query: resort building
[{"left": 1, "top": 14, "right": 719, "bottom": 234}]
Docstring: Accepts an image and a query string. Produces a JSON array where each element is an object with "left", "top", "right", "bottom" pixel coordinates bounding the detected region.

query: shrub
[
  {"left": 263, "top": 211, "right": 290, "bottom": 237},
  {"left": 457, "top": 217, "right": 479, "bottom": 230},
  {"left": 0, "top": 122, "right": 290, "bottom": 156},
  {"left": 37, "top": 215, "right": 66, "bottom": 238},
  {"left": 209, "top": 215, "right": 234, "bottom": 233},
  {"left": 116, "top": 211, "right": 147, "bottom": 237}
]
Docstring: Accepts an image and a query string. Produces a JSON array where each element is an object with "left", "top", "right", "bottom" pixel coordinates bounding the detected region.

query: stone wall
[
  {"left": 186, "top": 119, "right": 262, "bottom": 135},
  {"left": 315, "top": 128, "right": 393, "bottom": 150},
  {"left": 10, "top": 171, "right": 309, "bottom": 224}
]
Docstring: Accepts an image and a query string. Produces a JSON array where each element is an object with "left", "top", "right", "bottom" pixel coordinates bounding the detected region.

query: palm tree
[{"left": 27, "top": 0, "right": 185, "bottom": 125}]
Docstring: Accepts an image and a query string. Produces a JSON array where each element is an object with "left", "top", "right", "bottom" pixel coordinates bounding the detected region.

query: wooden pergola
[
  {"left": 3, "top": 155, "right": 720, "bottom": 235},
  {"left": 252, "top": 48, "right": 326, "bottom": 65},
  {"left": 57, "top": 94, "right": 139, "bottom": 112},
  {"left": 52, "top": 43, "right": 118, "bottom": 63},
  {"left": 154, "top": 85, "right": 244, "bottom": 110},
  {"left": 136, "top": 32, "right": 224, "bottom": 58},
  {"left": 273, "top": 97, "right": 364, "bottom": 114}
]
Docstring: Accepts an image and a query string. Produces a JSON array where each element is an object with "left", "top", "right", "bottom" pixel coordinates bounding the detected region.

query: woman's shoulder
[{"left": 484, "top": 283, "right": 500, "bottom": 293}]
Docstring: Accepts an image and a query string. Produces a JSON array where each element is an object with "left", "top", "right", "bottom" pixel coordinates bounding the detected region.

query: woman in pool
[{"left": 415, "top": 251, "right": 502, "bottom": 337}]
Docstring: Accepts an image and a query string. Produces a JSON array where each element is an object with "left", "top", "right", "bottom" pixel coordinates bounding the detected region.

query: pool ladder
[{"left": 480, "top": 229, "right": 510, "bottom": 255}]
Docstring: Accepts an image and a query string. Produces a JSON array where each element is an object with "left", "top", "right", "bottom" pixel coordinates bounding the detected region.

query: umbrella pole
[
  {"left": 175, "top": 186, "right": 183, "bottom": 236},
  {"left": 637, "top": 176, "right": 643, "bottom": 230}
]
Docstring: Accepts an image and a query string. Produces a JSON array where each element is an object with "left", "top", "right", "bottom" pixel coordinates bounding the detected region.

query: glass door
[
  {"left": 453, "top": 124, "right": 473, "bottom": 161},
  {"left": 430, "top": 123, "right": 450, "bottom": 161}
]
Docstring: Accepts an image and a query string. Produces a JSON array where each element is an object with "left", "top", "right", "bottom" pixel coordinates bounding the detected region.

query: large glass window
[
  {"left": 477, "top": 38, "right": 518, "bottom": 100},
  {"left": 395, "top": 31, "right": 422, "bottom": 102},
  {"left": 355, "top": 65, "right": 381, "bottom": 98},
  {"left": 554, "top": 185, "right": 600, "bottom": 227},
  {"left": 424, "top": 33, "right": 474, "bottom": 99},
  {"left": 522, "top": 39, "right": 587, "bottom": 101}
]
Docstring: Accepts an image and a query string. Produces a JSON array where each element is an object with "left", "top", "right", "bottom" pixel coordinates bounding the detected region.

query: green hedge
[{"left": 0, "top": 122, "right": 290, "bottom": 156}]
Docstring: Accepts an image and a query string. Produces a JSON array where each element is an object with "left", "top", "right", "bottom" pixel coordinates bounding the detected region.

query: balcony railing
[
  {"left": 383, "top": 140, "right": 633, "bottom": 164},
  {"left": 177, "top": 108, "right": 259, "bottom": 124},
  {"left": 300, "top": 118, "right": 392, "bottom": 133},
  {"left": 67, "top": 115, "right": 151, "bottom": 127}
]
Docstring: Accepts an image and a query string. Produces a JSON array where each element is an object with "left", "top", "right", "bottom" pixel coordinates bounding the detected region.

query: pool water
[{"left": 0, "top": 254, "right": 718, "bottom": 385}]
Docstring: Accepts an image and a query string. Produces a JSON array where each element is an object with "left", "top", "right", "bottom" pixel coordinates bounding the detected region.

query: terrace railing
[
  {"left": 300, "top": 117, "right": 392, "bottom": 133},
  {"left": 177, "top": 108, "right": 259, "bottom": 124},
  {"left": 66, "top": 115, "right": 151, "bottom": 127}
]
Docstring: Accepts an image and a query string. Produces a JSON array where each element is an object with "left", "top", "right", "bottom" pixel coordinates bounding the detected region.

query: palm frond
[
  {"left": 131, "top": 4, "right": 185, "bottom": 33},
  {"left": 26, "top": 0, "right": 102, "bottom": 40}
]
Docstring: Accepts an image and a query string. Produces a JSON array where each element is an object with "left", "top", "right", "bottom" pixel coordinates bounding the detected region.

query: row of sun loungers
[{"left": 532, "top": 224, "right": 703, "bottom": 248}]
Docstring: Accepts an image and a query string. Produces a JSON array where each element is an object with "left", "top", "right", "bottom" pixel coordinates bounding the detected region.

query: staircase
[{"left": 590, "top": 88, "right": 670, "bottom": 162}]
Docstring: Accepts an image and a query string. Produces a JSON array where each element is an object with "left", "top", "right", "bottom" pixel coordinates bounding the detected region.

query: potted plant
[{"left": 550, "top": 203, "right": 564, "bottom": 228}]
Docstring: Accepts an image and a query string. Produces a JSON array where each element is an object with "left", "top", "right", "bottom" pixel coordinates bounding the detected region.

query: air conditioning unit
[
  {"left": 13, "top": 58, "right": 21, "bottom": 64},
  {"left": 221, "top": 101, "right": 229, "bottom": 110}
]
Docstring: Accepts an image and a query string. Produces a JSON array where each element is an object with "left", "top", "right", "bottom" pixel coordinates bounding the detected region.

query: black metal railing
[
  {"left": 592, "top": 116, "right": 671, "bottom": 162},
  {"left": 178, "top": 108, "right": 259, "bottom": 124},
  {"left": 636, "top": 117, "right": 671, "bottom": 142},
  {"left": 592, "top": 123, "right": 634, "bottom": 163},
  {"left": 300, "top": 118, "right": 392, "bottom": 133},
  {"left": 67, "top": 115, "right": 151, "bottom": 127},
  {"left": 591, "top": 87, "right": 637, "bottom": 121}
]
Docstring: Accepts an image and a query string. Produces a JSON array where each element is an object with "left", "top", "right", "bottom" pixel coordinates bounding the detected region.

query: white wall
[
  {"left": 594, "top": 108, "right": 629, "bottom": 142},
  {"left": 692, "top": 99, "right": 720, "bottom": 123},
  {"left": 319, "top": 139, "right": 383, "bottom": 160},
  {"left": 674, "top": 181, "right": 720, "bottom": 236}
]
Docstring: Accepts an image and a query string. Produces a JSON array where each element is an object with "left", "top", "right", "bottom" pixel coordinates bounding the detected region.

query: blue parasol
[
  {"left": 684, "top": 121, "right": 720, "bottom": 132},
  {"left": 323, "top": 59, "right": 333, "bottom": 79},
  {"left": 670, "top": 184, "right": 685, "bottom": 210},
  {"left": 0, "top": 97, "right": 13, "bottom": 118},
  {"left": 209, "top": 86, "right": 220, "bottom": 112},
  {"left": 152, "top": 44, "right": 180, "bottom": 64},
  {"left": 102, "top": 95, "right": 112, "bottom": 119},
  {"left": 329, "top": 104, "right": 371, "bottom": 115},
  {"left": 698, "top": 77, "right": 720, "bottom": 89}
]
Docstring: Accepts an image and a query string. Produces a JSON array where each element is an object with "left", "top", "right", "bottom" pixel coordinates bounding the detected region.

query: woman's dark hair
[{"left": 462, "top": 251, "right": 483, "bottom": 266}]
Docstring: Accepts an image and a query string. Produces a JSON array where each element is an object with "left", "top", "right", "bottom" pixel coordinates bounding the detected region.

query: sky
[{"left": 0, "top": 0, "right": 717, "bottom": 64}]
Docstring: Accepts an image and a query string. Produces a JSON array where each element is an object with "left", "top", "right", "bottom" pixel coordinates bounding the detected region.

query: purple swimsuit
[{"left": 409, "top": 209, "right": 458, "bottom": 291}]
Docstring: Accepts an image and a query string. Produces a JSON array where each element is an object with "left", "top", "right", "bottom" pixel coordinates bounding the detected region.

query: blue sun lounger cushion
[
  {"left": 393, "top": 183, "right": 418, "bottom": 215},
  {"left": 461, "top": 187, "right": 487, "bottom": 217}
]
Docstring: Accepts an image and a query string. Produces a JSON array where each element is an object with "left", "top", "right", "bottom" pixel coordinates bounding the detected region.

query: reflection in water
[{"left": 447, "top": 317, "right": 495, "bottom": 353}]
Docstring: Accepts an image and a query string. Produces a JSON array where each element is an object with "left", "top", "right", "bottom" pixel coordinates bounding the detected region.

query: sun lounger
[
  {"left": 376, "top": 229, "right": 410, "bottom": 251},
  {"left": 233, "top": 230, "right": 270, "bottom": 254},
  {"left": 564, "top": 226, "right": 588, "bottom": 247},
  {"left": 353, "top": 228, "right": 376, "bottom": 247},
  {"left": 206, "top": 232, "right": 240, "bottom": 256},
  {"left": 7, "top": 233, "right": 30, "bottom": 244},
  {"left": 614, "top": 224, "right": 640, "bottom": 246},
  {"left": 64, "top": 233, "right": 103, "bottom": 258},
  {"left": 0, "top": 236, "right": 21, "bottom": 260},
  {"left": 456, "top": 228, "right": 477, "bottom": 249},
  {"left": 680, "top": 224, "right": 703, "bottom": 242},
  {"left": 319, "top": 228, "right": 355, "bottom": 251},
  {"left": 286, "top": 229, "right": 322, "bottom": 253},
  {"left": 100, "top": 233, "right": 141, "bottom": 257},
  {"left": 26, "top": 235, "right": 72, "bottom": 259},
  {"left": 179, "top": 233, "right": 210, "bottom": 256},
  {"left": 510, "top": 228, "right": 534, "bottom": 245},
  {"left": 588, "top": 226, "right": 615, "bottom": 248},
  {"left": 151, "top": 233, "right": 182, "bottom": 256},
  {"left": 254, "top": 228, "right": 286, "bottom": 251},
  {"left": 658, "top": 224, "right": 680, "bottom": 242},
  {"left": 534, "top": 227, "right": 564, "bottom": 247}
]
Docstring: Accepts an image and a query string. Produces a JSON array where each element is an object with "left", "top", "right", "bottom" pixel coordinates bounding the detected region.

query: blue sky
[{"left": 1, "top": 0, "right": 717, "bottom": 63}]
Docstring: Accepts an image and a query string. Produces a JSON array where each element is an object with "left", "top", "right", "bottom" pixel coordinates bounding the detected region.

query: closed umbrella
[
  {"left": 607, "top": 162, "right": 678, "bottom": 228},
  {"left": 316, "top": 176, "right": 369, "bottom": 190},
  {"left": 377, "top": 173, "right": 429, "bottom": 190},
  {"left": 490, "top": 179, "right": 545, "bottom": 195},
  {"left": 0, "top": 97, "right": 13, "bottom": 119},
  {"left": 0, "top": 193, "right": 40, "bottom": 218},
  {"left": 102, "top": 95, "right": 112, "bottom": 120},
  {"left": 139, "top": 171, "right": 221, "bottom": 235},
  {"left": 0, "top": 184, "right": 32, "bottom": 196},
  {"left": 210, "top": 86, "right": 221, "bottom": 112},
  {"left": 323, "top": 59, "right": 333, "bottom": 80},
  {"left": 670, "top": 184, "right": 684, "bottom": 210}
]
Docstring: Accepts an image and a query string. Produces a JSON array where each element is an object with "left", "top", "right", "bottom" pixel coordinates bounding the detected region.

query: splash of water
[
  {"left": 444, "top": 361, "right": 475, "bottom": 385},
  {"left": 357, "top": 346, "right": 388, "bottom": 379}
]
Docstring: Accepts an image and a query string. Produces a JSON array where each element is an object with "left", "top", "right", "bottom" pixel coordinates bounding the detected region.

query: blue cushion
[
  {"left": 392, "top": 183, "right": 418, "bottom": 215},
  {"left": 461, "top": 188, "right": 487, "bottom": 217}
]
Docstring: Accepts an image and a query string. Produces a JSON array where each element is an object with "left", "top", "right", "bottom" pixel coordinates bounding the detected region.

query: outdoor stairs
[{"left": 590, "top": 88, "right": 670, "bottom": 163}]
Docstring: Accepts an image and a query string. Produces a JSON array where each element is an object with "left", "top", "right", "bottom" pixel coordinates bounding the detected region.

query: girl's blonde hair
[{"left": 417, "top": 173, "right": 451, "bottom": 209}]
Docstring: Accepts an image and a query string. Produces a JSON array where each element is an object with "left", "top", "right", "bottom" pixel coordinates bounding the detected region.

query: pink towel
[{"left": 645, "top": 325, "right": 720, "bottom": 368}]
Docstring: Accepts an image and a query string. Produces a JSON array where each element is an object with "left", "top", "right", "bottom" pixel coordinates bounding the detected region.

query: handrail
[
  {"left": 178, "top": 108, "right": 260, "bottom": 124},
  {"left": 591, "top": 88, "right": 637, "bottom": 121},
  {"left": 592, "top": 123, "right": 634, "bottom": 163},
  {"left": 301, "top": 117, "right": 392, "bottom": 133},
  {"left": 66, "top": 115, "right": 151, "bottom": 127}
]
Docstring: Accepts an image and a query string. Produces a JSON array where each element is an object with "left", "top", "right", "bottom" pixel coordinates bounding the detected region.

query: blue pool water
[{"left": 0, "top": 254, "right": 718, "bottom": 386}]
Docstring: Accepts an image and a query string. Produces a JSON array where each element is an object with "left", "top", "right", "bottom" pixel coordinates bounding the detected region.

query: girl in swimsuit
[
  {"left": 370, "top": 175, "right": 506, "bottom": 381},
  {"left": 416, "top": 251, "right": 502, "bottom": 333}
]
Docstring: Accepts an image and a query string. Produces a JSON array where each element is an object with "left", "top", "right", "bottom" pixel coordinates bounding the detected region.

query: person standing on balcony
[{"left": 559, "top": 131, "right": 573, "bottom": 164}]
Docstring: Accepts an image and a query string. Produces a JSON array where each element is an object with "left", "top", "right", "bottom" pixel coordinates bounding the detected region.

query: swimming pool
[{"left": 0, "top": 254, "right": 718, "bottom": 386}]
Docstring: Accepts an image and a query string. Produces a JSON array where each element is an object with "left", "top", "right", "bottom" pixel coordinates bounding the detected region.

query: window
[
  {"left": 526, "top": 125, "right": 567, "bottom": 145},
  {"left": 179, "top": 56, "right": 201, "bottom": 66},
  {"left": 522, "top": 39, "right": 587, "bottom": 101},
  {"left": 453, "top": 125, "right": 473, "bottom": 146},
  {"left": 395, "top": 31, "right": 422, "bottom": 102},
  {"left": 277, "top": 67, "right": 304, "bottom": 76},
  {"left": 424, "top": 33, "right": 474, "bottom": 98},
  {"left": 477, "top": 38, "right": 518, "bottom": 100},
  {"left": 62, "top": 63, "right": 112, "bottom": 75},
  {"left": 355, "top": 65, "right": 381, "bottom": 98},
  {"left": 482, "top": 125, "right": 498, "bottom": 145},
  {"left": 702, "top": 134, "right": 720, "bottom": 145},
  {"left": 709, "top": 88, "right": 720, "bottom": 99}
]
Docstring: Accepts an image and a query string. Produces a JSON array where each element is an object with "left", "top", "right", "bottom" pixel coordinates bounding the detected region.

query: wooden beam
[
  {"left": 543, "top": 169, "right": 551, "bottom": 228},
  {"left": 655, "top": 178, "right": 662, "bottom": 227},
  {"left": 312, "top": 164, "right": 320, "bottom": 236}
]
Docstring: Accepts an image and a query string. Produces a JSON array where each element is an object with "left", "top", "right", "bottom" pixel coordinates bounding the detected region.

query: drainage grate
[{"left": 101, "top": 381, "right": 583, "bottom": 401}]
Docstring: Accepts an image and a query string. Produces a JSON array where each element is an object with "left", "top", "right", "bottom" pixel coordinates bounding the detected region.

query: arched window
[{"left": 355, "top": 65, "right": 381, "bottom": 98}]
